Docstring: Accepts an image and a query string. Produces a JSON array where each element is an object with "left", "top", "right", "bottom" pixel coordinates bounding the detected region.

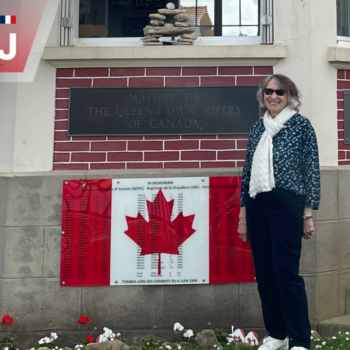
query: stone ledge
[
  {"left": 42, "top": 44, "right": 287, "bottom": 68},
  {"left": 0, "top": 168, "right": 243, "bottom": 178},
  {"left": 318, "top": 314, "right": 350, "bottom": 337},
  {"left": 0, "top": 166, "right": 338, "bottom": 178},
  {"left": 328, "top": 46, "right": 350, "bottom": 69}
]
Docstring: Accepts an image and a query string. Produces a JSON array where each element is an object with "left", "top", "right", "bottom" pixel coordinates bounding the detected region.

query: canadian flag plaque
[{"left": 61, "top": 177, "right": 255, "bottom": 287}]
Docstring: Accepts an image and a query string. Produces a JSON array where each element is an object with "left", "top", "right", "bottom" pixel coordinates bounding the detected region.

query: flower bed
[{"left": 0, "top": 315, "right": 349, "bottom": 350}]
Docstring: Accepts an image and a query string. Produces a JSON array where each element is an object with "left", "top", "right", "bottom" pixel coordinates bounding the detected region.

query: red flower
[
  {"left": 0, "top": 315, "right": 15, "bottom": 326},
  {"left": 77, "top": 316, "right": 91, "bottom": 324},
  {"left": 86, "top": 335, "right": 94, "bottom": 343}
]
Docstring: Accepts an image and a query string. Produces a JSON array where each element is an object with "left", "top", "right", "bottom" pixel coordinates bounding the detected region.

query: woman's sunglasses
[{"left": 263, "top": 88, "right": 286, "bottom": 96}]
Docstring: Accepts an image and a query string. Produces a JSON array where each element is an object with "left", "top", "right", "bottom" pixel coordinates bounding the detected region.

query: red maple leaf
[{"left": 124, "top": 189, "right": 196, "bottom": 275}]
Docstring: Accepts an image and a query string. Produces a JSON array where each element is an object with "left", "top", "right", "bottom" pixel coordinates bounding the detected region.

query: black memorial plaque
[{"left": 68, "top": 86, "right": 259, "bottom": 136}]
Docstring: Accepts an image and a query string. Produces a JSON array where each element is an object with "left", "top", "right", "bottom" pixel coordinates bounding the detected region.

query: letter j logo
[{"left": 0, "top": 15, "right": 17, "bottom": 61}]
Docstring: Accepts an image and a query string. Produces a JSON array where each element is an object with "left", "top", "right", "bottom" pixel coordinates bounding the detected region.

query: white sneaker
[
  {"left": 258, "top": 336, "right": 288, "bottom": 350},
  {"left": 290, "top": 347, "right": 309, "bottom": 350}
]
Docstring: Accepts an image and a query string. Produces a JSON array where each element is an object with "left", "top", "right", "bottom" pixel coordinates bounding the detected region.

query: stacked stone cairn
[{"left": 142, "top": 2, "right": 198, "bottom": 46}]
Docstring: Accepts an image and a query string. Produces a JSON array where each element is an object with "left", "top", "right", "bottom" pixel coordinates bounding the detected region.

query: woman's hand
[
  {"left": 238, "top": 222, "right": 249, "bottom": 242},
  {"left": 238, "top": 206, "right": 249, "bottom": 242},
  {"left": 303, "top": 207, "right": 315, "bottom": 239},
  {"left": 303, "top": 218, "right": 315, "bottom": 239}
]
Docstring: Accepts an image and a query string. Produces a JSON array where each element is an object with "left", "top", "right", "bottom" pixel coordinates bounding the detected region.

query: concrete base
[
  {"left": 0, "top": 168, "right": 349, "bottom": 348},
  {"left": 318, "top": 315, "right": 350, "bottom": 338}
]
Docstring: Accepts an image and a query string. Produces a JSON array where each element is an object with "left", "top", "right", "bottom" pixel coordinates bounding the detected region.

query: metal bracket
[
  {"left": 261, "top": 14, "right": 272, "bottom": 26},
  {"left": 62, "top": 17, "right": 73, "bottom": 28}
]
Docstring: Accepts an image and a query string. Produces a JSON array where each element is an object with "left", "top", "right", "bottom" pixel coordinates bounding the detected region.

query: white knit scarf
[{"left": 249, "top": 107, "right": 296, "bottom": 199}]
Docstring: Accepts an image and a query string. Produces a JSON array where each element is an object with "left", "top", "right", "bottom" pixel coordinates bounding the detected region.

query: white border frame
[{"left": 338, "top": 35, "right": 350, "bottom": 47}]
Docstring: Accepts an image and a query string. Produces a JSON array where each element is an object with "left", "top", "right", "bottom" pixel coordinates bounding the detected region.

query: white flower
[
  {"left": 159, "top": 347, "right": 163, "bottom": 349},
  {"left": 316, "top": 339, "right": 321, "bottom": 341},
  {"left": 183, "top": 329, "right": 194, "bottom": 338},
  {"left": 322, "top": 342, "right": 326, "bottom": 345},
  {"left": 346, "top": 332, "right": 350, "bottom": 335},
  {"left": 346, "top": 338, "right": 349, "bottom": 341},
  {"left": 4, "top": 347, "right": 9, "bottom": 350},
  {"left": 55, "top": 347, "right": 59, "bottom": 349},
  {"left": 75, "top": 346, "right": 80, "bottom": 349},
  {"left": 51, "top": 333, "right": 58, "bottom": 340},
  {"left": 173, "top": 322, "right": 184, "bottom": 332},
  {"left": 315, "top": 346, "right": 322, "bottom": 349},
  {"left": 332, "top": 336, "right": 336, "bottom": 339},
  {"left": 166, "top": 345, "right": 171, "bottom": 350},
  {"left": 147, "top": 343, "right": 150, "bottom": 346},
  {"left": 38, "top": 340, "right": 45, "bottom": 345},
  {"left": 310, "top": 336, "right": 313, "bottom": 340},
  {"left": 214, "top": 346, "right": 217, "bottom": 348},
  {"left": 117, "top": 333, "right": 121, "bottom": 337},
  {"left": 44, "top": 337, "right": 52, "bottom": 343},
  {"left": 178, "top": 346, "right": 181, "bottom": 350},
  {"left": 339, "top": 332, "right": 342, "bottom": 334}
]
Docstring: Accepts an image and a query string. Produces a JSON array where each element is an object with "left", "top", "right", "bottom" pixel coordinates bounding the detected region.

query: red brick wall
[
  {"left": 338, "top": 70, "right": 350, "bottom": 165},
  {"left": 54, "top": 66, "right": 272, "bottom": 170}
]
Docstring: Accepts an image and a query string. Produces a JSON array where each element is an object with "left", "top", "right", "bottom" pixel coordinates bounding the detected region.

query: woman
[{"left": 238, "top": 74, "right": 320, "bottom": 350}]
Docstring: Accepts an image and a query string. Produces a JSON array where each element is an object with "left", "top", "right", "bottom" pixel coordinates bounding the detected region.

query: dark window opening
[
  {"left": 79, "top": 0, "right": 260, "bottom": 38},
  {"left": 338, "top": 0, "right": 350, "bottom": 36}
]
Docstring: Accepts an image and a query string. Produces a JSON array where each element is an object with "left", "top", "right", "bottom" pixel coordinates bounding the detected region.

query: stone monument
[{"left": 142, "top": 2, "right": 198, "bottom": 45}]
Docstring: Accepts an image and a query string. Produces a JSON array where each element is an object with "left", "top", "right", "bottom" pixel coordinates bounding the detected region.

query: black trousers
[{"left": 246, "top": 188, "right": 311, "bottom": 349}]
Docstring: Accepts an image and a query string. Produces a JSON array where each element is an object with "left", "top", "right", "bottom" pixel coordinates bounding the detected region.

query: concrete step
[
  {"left": 318, "top": 314, "right": 350, "bottom": 338},
  {"left": 318, "top": 287, "right": 350, "bottom": 338}
]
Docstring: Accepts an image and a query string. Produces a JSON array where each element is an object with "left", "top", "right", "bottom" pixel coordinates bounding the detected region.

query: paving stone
[
  {"left": 303, "top": 275, "right": 317, "bottom": 326},
  {"left": 0, "top": 230, "right": 4, "bottom": 278},
  {"left": 317, "top": 272, "right": 339, "bottom": 321},
  {"left": 44, "top": 226, "right": 62, "bottom": 277},
  {"left": 300, "top": 237, "right": 317, "bottom": 274},
  {"left": 82, "top": 285, "right": 160, "bottom": 329},
  {"left": 315, "top": 220, "right": 350, "bottom": 272},
  {"left": 238, "top": 283, "right": 264, "bottom": 328},
  {"left": 315, "top": 170, "right": 338, "bottom": 221},
  {"left": 0, "top": 278, "right": 80, "bottom": 332},
  {"left": 159, "top": 284, "right": 239, "bottom": 328},
  {"left": 318, "top": 314, "right": 350, "bottom": 338},
  {"left": 2, "top": 226, "right": 44, "bottom": 278},
  {"left": 5, "top": 175, "right": 82, "bottom": 226},
  {"left": 0, "top": 177, "right": 8, "bottom": 225},
  {"left": 338, "top": 169, "right": 350, "bottom": 219},
  {"left": 340, "top": 274, "right": 350, "bottom": 314}
]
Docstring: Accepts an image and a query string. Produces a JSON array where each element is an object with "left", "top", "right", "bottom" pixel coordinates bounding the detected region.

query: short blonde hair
[{"left": 256, "top": 74, "right": 301, "bottom": 113}]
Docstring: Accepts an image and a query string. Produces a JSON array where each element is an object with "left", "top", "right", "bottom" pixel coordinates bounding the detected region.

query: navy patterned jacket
[{"left": 240, "top": 113, "right": 321, "bottom": 209}]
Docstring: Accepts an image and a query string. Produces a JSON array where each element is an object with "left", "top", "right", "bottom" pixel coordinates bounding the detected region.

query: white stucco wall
[
  {"left": 12, "top": 61, "right": 56, "bottom": 172},
  {"left": 0, "top": 83, "right": 17, "bottom": 172},
  {"left": 0, "top": 0, "right": 59, "bottom": 172},
  {"left": 274, "top": 0, "right": 338, "bottom": 166},
  {"left": 0, "top": 61, "right": 56, "bottom": 173}
]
